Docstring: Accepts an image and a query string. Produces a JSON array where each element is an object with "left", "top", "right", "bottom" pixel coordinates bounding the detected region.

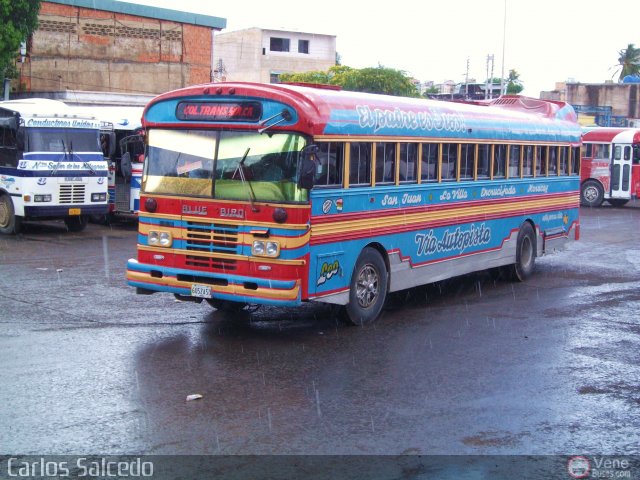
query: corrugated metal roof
[{"left": 46, "top": 0, "right": 226, "bottom": 29}]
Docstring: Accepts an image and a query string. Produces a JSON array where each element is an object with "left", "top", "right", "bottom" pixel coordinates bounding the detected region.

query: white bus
[
  {"left": 0, "top": 98, "right": 108, "bottom": 234},
  {"left": 82, "top": 106, "right": 145, "bottom": 220}
]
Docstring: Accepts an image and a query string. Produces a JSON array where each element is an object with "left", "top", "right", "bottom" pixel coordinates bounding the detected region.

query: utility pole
[
  {"left": 485, "top": 54, "right": 494, "bottom": 99},
  {"left": 465, "top": 58, "right": 470, "bottom": 99},
  {"left": 500, "top": 0, "right": 507, "bottom": 96}
]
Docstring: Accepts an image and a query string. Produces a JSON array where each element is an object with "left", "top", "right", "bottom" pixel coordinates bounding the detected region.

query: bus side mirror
[{"left": 297, "top": 145, "right": 318, "bottom": 190}]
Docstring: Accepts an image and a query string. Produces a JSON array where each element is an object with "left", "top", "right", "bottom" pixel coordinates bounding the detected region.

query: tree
[
  {"left": 614, "top": 43, "right": 640, "bottom": 82},
  {"left": 0, "top": 0, "right": 41, "bottom": 80},
  {"left": 506, "top": 69, "right": 524, "bottom": 94},
  {"left": 280, "top": 65, "right": 420, "bottom": 98}
]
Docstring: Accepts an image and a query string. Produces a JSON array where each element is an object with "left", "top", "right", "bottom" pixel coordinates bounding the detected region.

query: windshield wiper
[
  {"left": 84, "top": 161, "right": 96, "bottom": 175},
  {"left": 233, "top": 148, "right": 259, "bottom": 212}
]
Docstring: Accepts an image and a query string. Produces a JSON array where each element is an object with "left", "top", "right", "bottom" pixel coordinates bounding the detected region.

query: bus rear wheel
[
  {"left": 580, "top": 180, "right": 604, "bottom": 207},
  {"left": 509, "top": 222, "right": 536, "bottom": 282},
  {"left": 345, "top": 247, "right": 388, "bottom": 326},
  {"left": 64, "top": 215, "right": 88, "bottom": 232},
  {"left": 0, "top": 194, "right": 22, "bottom": 235}
]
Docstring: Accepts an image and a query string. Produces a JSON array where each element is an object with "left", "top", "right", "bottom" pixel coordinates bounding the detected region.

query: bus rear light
[
  {"left": 145, "top": 197, "right": 158, "bottom": 212},
  {"left": 148, "top": 230, "right": 172, "bottom": 247}
]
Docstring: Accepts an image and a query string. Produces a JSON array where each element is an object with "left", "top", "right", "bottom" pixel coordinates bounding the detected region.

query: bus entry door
[{"left": 610, "top": 144, "right": 632, "bottom": 199}]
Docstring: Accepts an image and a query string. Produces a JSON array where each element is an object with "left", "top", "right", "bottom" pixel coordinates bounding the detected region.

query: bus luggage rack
[{"left": 59, "top": 184, "right": 86, "bottom": 204}]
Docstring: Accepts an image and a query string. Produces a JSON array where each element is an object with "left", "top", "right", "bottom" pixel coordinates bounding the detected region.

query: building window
[
  {"left": 270, "top": 73, "right": 280, "bottom": 84},
  {"left": 298, "top": 40, "right": 309, "bottom": 54},
  {"left": 270, "top": 37, "right": 290, "bottom": 52}
]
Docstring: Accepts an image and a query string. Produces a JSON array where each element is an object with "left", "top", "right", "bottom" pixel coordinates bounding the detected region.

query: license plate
[
  {"left": 68, "top": 208, "right": 81, "bottom": 215},
  {"left": 191, "top": 284, "right": 212, "bottom": 298}
]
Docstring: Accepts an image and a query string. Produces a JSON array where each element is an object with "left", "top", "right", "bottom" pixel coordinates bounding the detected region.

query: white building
[{"left": 213, "top": 27, "right": 336, "bottom": 83}]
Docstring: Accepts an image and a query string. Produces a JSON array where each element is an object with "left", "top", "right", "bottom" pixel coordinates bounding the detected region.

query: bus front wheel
[
  {"left": 0, "top": 194, "right": 22, "bottom": 235},
  {"left": 509, "top": 222, "right": 536, "bottom": 282},
  {"left": 580, "top": 180, "right": 604, "bottom": 207},
  {"left": 345, "top": 247, "right": 388, "bottom": 326},
  {"left": 64, "top": 215, "right": 88, "bottom": 232}
]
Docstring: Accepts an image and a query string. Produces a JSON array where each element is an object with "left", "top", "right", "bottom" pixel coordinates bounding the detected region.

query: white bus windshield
[
  {"left": 143, "top": 129, "right": 309, "bottom": 202},
  {"left": 26, "top": 128, "right": 101, "bottom": 153}
]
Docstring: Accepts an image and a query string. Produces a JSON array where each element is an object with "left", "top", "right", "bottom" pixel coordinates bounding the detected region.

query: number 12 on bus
[{"left": 126, "top": 83, "right": 581, "bottom": 325}]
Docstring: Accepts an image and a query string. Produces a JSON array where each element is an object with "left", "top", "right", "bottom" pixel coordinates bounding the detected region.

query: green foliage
[
  {"left": 0, "top": 0, "right": 41, "bottom": 78},
  {"left": 280, "top": 64, "right": 419, "bottom": 98},
  {"left": 506, "top": 69, "right": 523, "bottom": 94},
  {"left": 615, "top": 43, "right": 640, "bottom": 81}
]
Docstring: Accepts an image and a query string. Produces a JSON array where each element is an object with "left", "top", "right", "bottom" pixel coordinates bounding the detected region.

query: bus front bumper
[{"left": 126, "top": 259, "right": 302, "bottom": 307}]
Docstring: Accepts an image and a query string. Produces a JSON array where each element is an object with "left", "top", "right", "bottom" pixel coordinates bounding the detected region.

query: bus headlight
[
  {"left": 34, "top": 194, "right": 52, "bottom": 202},
  {"left": 148, "top": 230, "right": 172, "bottom": 247},
  {"left": 252, "top": 240, "right": 280, "bottom": 257},
  {"left": 91, "top": 192, "right": 107, "bottom": 202}
]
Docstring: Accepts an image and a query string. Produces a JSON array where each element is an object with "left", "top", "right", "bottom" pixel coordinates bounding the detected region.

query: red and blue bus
[
  {"left": 126, "top": 83, "right": 581, "bottom": 325},
  {"left": 580, "top": 127, "right": 640, "bottom": 207}
]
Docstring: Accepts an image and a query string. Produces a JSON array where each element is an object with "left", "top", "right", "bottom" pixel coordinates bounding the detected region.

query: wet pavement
[{"left": 1, "top": 203, "right": 639, "bottom": 459}]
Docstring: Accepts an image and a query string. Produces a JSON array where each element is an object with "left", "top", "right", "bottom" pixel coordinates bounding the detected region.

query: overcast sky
[{"left": 117, "top": 0, "right": 639, "bottom": 96}]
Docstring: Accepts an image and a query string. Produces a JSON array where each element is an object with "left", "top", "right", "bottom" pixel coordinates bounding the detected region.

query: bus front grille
[
  {"left": 59, "top": 184, "right": 86, "bottom": 204},
  {"left": 184, "top": 221, "right": 239, "bottom": 254},
  {"left": 185, "top": 255, "right": 237, "bottom": 271}
]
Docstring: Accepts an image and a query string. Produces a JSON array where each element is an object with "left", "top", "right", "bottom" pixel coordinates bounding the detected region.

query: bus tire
[
  {"left": 510, "top": 222, "right": 536, "bottom": 282},
  {"left": 206, "top": 298, "right": 247, "bottom": 312},
  {"left": 64, "top": 215, "right": 88, "bottom": 232},
  {"left": 345, "top": 247, "right": 388, "bottom": 326},
  {"left": 580, "top": 180, "right": 604, "bottom": 207},
  {"left": 0, "top": 194, "right": 22, "bottom": 235},
  {"left": 607, "top": 199, "right": 629, "bottom": 208}
]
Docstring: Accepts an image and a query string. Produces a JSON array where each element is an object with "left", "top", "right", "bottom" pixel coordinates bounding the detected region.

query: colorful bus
[
  {"left": 126, "top": 83, "right": 581, "bottom": 325},
  {"left": 0, "top": 98, "right": 108, "bottom": 234},
  {"left": 580, "top": 127, "right": 640, "bottom": 207}
]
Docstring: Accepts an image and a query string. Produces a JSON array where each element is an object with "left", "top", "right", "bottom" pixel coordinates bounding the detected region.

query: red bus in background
[{"left": 580, "top": 127, "right": 640, "bottom": 207}]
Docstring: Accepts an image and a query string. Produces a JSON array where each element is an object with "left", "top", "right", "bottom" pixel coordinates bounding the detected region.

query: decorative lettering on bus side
[
  {"left": 415, "top": 223, "right": 492, "bottom": 256},
  {"left": 317, "top": 260, "right": 340, "bottom": 286},
  {"left": 356, "top": 105, "right": 466, "bottom": 134}
]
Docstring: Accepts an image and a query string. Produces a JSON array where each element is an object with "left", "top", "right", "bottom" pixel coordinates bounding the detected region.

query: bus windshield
[
  {"left": 26, "top": 128, "right": 101, "bottom": 153},
  {"left": 143, "top": 129, "right": 309, "bottom": 202}
]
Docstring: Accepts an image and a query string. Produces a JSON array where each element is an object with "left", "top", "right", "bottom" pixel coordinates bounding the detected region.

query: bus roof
[
  {"left": 72, "top": 106, "right": 145, "bottom": 131},
  {"left": 144, "top": 82, "right": 581, "bottom": 144},
  {"left": 0, "top": 98, "right": 98, "bottom": 121},
  {"left": 582, "top": 127, "right": 640, "bottom": 144}
]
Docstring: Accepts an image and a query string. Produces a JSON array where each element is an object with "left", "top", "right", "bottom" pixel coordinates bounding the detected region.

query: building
[
  {"left": 541, "top": 81, "right": 640, "bottom": 127},
  {"left": 213, "top": 28, "right": 336, "bottom": 84},
  {"left": 14, "top": 0, "right": 226, "bottom": 99}
]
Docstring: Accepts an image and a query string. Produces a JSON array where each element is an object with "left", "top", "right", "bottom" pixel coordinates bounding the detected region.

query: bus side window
[
  {"left": 571, "top": 147, "right": 580, "bottom": 175},
  {"left": 559, "top": 147, "right": 568, "bottom": 175},
  {"left": 316, "top": 142, "right": 344, "bottom": 187},
  {"left": 421, "top": 143, "right": 439, "bottom": 182},
  {"left": 624, "top": 146, "right": 632, "bottom": 161},
  {"left": 583, "top": 143, "right": 592, "bottom": 159},
  {"left": 633, "top": 145, "right": 640, "bottom": 164},
  {"left": 0, "top": 125, "right": 18, "bottom": 167},
  {"left": 548, "top": 147, "right": 557, "bottom": 175},
  {"left": 349, "top": 142, "right": 371, "bottom": 186},
  {"left": 375, "top": 143, "right": 396, "bottom": 185},
  {"left": 441, "top": 143, "right": 458, "bottom": 181},
  {"left": 508, "top": 145, "right": 521, "bottom": 178},
  {"left": 459, "top": 144, "right": 474, "bottom": 180},
  {"left": 399, "top": 143, "right": 417, "bottom": 183},
  {"left": 493, "top": 144, "right": 506, "bottom": 179},
  {"left": 523, "top": 145, "right": 534, "bottom": 177},
  {"left": 477, "top": 144, "right": 490, "bottom": 179}
]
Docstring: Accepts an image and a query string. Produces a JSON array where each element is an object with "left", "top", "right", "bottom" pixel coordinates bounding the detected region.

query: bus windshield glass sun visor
[{"left": 142, "top": 129, "right": 311, "bottom": 203}]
